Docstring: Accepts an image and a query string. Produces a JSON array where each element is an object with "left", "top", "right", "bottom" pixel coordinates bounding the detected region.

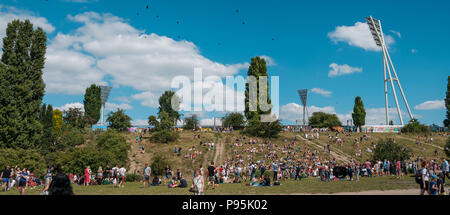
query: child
[{"left": 429, "top": 175, "right": 438, "bottom": 195}]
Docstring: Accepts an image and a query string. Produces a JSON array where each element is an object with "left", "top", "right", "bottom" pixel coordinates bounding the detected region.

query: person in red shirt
[
  {"left": 84, "top": 166, "right": 91, "bottom": 186},
  {"left": 365, "top": 160, "right": 372, "bottom": 177}
]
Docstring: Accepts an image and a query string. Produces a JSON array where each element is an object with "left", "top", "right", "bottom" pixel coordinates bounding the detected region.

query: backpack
[{"left": 415, "top": 168, "right": 424, "bottom": 184}]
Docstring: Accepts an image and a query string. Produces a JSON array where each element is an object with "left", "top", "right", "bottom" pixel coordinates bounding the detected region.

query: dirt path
[
  {"left": 396, "top": 135, "right": 443, "bottom": 150},
  {"left": 213, "top": 139, "right": 225, "bottom": 165},
  {"left": 292, "top": 189, "right": 419, "bottom": 195},
  {"left": 297, "top": 135, "right": 351, "bottom": 163}
]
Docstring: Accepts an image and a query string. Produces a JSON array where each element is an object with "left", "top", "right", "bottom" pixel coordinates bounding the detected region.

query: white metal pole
[
  {"left": 383, "top": 49, "right": 414, "bottom": 121},
  {"left": 383, "top": 45, "right": 404, "bottom": 125},
  {"left": 383, "top": 50, "right": 389, "bottom": 125}
]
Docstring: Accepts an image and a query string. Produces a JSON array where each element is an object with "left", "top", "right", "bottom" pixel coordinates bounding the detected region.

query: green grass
[{"left": 0, "top": 175, "right": 424, "bottom": 195}]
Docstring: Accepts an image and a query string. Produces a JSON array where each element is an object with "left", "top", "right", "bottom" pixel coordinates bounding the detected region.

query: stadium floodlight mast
[
  {"left": 99, "top": 86, "right": 112, "bottom": 125},
  {"left": 366, "top": 16, "right": 414, "bottom": 125},
  {"left": 297, "top": 89, "right": 309, "bottom": 128}
]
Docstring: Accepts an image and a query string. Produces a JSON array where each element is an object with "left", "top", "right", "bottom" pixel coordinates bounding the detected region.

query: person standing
[
  {"left": 118, "top": 165, "right": 126, "bottom": 188},
  {"left": 1, "top": 166, "right": 10, "bottom": 192},
  {"left": 347, "top": 163, "right": 353, "bottom": 181},
  {"left": 442, "top": 158, "right": 449, "bottom": 183},
  {"left": 355, "top": 163, "right": 360, "bottom": 181},
  {"left": 192, "top": 169, "right": 204, "bottom": 195},
  {"left": 143, "top": 164, "right": 151, "bottom": 188},
  {"left": 272, "top": 161, "right": 278, "bottom": 182},
  {"left": 84, "top": 166, "right": 91, "bottom": 186},
  {"left": 207, "top": 162, "right": 216, "bottom": 189},
  {"left": 419, "top": 161, "right": 429, "bottom": 195},
  {"left": 365, "top": 160, "right": 372, "bottom": 177}
]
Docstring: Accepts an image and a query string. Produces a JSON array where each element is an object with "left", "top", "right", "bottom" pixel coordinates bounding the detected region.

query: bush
[
  {"left": 96, "top": 130, "right": 130, "bottom": 162},
  {"left": 151, "top": 153, "right": 168, "bottom": 176},
  {"left": 150, "top": 130, "right": 179, "bottom": 143},
  {"left": 244, "top": 119, "right": 282, "bottom": 138},
  {"left": 59, "top": 127, "right": 85, "bottom": 149},
  {"left": 401, "top": 119, "right": 430, "bottom": 134},
  {"left": 308, "top": 112, "right": 342, "bottom": 128},
  {"left": 222, "top": 112, "right": 245, "bottom": 130},
  {"left": 372, "top": 139, "right": 411, "bottom": 162},
  {"left": 0, "top": 148, "right": 47, "bottom": 178},
  {"left": 125, "top": 173, "right": 142, "bottom": 182}
]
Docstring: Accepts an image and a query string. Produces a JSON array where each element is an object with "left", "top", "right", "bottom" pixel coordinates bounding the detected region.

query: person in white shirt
[{"left": 119, "top": 166, "right": 126, "bottom": 188}]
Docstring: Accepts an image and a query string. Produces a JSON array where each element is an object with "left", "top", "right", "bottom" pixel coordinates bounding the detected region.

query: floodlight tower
[
  {"left": 366, "top": 16, "right": 414, "bottom": 125},
  {"left": 297, "top": 89, "right": 309, "bottom": 128},
  {"left": 99, "top": 86, "right": 112, "bottom": 125}
]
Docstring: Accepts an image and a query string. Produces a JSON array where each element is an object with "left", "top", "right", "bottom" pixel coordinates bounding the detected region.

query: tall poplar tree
[
  {"left": 352, "top": 96, "right": 366, "bottom": 129},
  {"left": 84, "top": 84, "right": 102, "bottom": 125},
  {"left": 244, "top": 56, "right": 271, "bottom": 121},
  {"left": 0, "top": 20, "right": 47, "bottom": 149}
]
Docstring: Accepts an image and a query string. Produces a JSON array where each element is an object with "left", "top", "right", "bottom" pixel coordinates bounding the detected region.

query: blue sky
[{"left": 0, "top": 0, "right": 448, "bottom": 126}]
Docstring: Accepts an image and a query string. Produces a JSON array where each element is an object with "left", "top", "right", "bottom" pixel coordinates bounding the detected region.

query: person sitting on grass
[
  {"left": 178, "top": 176, "right": 187, "bottom": 188},
  {"left": 151, "top": 175, "right": 161, "bottom": 186},
  {"left": 168, "top": 177, "right": 177, "bottom": 188}
]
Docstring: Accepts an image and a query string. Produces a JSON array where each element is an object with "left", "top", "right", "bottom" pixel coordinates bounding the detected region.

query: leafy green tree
[
  {"left": 63, "top": 107, "right": 87, "bottom": 129},
  {"left": 39, "top": 104, "right": 55, "bottom": 152},
  {"left": 150, "top": 130, "right": 180, "bottom": 143},
  {"left": 245, "top": 56, "right": 271, "bottom": 121},
  {"left": 53, "top": 109, "right": 63, "bottom": 134},
  {"left": 57, "top": 127, "right": 85, "bottom": 151},
  {"left": 150, "top": 153, "right": 168, "bottom": 176},
  {"left": 444, "top": 76, "right": 450, "bottom": 128},
  {"left": 159, "top": 111, "right": 174, "bottom": 130},
  {"left": 352, "top": 96, "right": 366, "bottom": 129},
  {"left": 401, "top": 119, "right": 430, "bottom": 134},
  {"left": 244, "top": 118, "right": 282, "bottom": 138},
  {"left": 95, "top": 130, "right": 129, "bottom": 162},
  {"left": 148, "top": 115, "right": 161, "bottom": 131},
  {"left": 184, "top": 114, "right": 199, "bottom": 130},
  {"left": 222, "top": 112, "right": 245, "bottom": 130},
  {"left": 106, "top": 109, "right": 132, "bottom": 131},
  {"left": 0, "top": 148, "right": 47, "bottom": 177},
  {"left": 308, "top": 112, "right": 342, "bottom": 128},
  {"left": 0, "top": 20, "right": 47, "bottom": 149},
  {"left": 83, "top": 84, "right": 102, "bottom": 125},
  {"left": 158, "top": 91, "right": 180, "bottom": 126},
  {"left": 372, "top": 139, "right": 411, "bottom": 162}
]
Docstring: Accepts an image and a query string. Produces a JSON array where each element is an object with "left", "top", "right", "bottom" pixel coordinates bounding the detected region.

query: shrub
[
  {"left": 125, "top": 173, "right": 142, "bottom": 182},
  {"left": 372, "top": 139, "right": 411, "bottom": 162},
  {"left": 0, "top": 148, "right": 47, "bottom": 178},
  {"left": 401, "top": 119, "right": 430, "bottom": 134},
  {"left": 150, "top": 130, "right": 179, "bottom": 143},
  {"left": 244, "top": 119, "right": 282, "bottom": 138},
  {"left": 151, "top": 153, "right": 168, "bottom": 176}
]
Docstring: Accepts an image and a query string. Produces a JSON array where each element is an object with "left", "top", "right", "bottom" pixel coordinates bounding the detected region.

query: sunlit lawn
[{"left": 0, "top": 175, "right": 424, "bottom": 195}]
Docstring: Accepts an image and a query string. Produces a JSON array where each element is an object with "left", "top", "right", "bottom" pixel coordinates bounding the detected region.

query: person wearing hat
[{"left": 429, "top": 174, "right": 438, "bottom": 195}]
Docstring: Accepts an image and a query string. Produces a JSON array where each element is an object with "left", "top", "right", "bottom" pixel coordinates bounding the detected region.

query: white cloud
[
  {"left": 199, "top": 117, "right": 222, "bottom": 127},
  {"left": 132, "top": 119, "right": 149, "bottom": 126},
  {"left": 260, "top": 55, "right": 276, "bottom": 66},
  {"left": 105, "top": 102, "right": 132, "bottom": 111},
  {"left": 328, "top": 63, "right": 362, "bottom": 77},
  {"left": 43, "top": 11, "right": 248, "bottom": 102},
  {"left": 414, "top": 100, "right": 445, "bottom": 110},
  {"left": 57, "top": 102, "right": 84, "bottom": 112},
  {"left": 279, "top": 103, "right": 336, "bottom": 123},
  {"left": 279, "top": 103, "right": 419, "bottom": 125},
  {"left": 113, "top": 96, "right": 131, "bottom": 104},
  {"left": 0, "top": 5, "right": 55, "bottom": 49},
  {"left": 310, "top": 88, "right": 332, "bottom": 97},
  {"left": 328, "top": 21, "right": 395, "bottom": 51},
  {"left": 132, "top": 91, "right": 160, "bottom": 108},
  {"left": 389, "top": 30, "right": 401, "bottom": 38},
  {"left": 411, "top": 49, "right": 417, "bottom": 54}
]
